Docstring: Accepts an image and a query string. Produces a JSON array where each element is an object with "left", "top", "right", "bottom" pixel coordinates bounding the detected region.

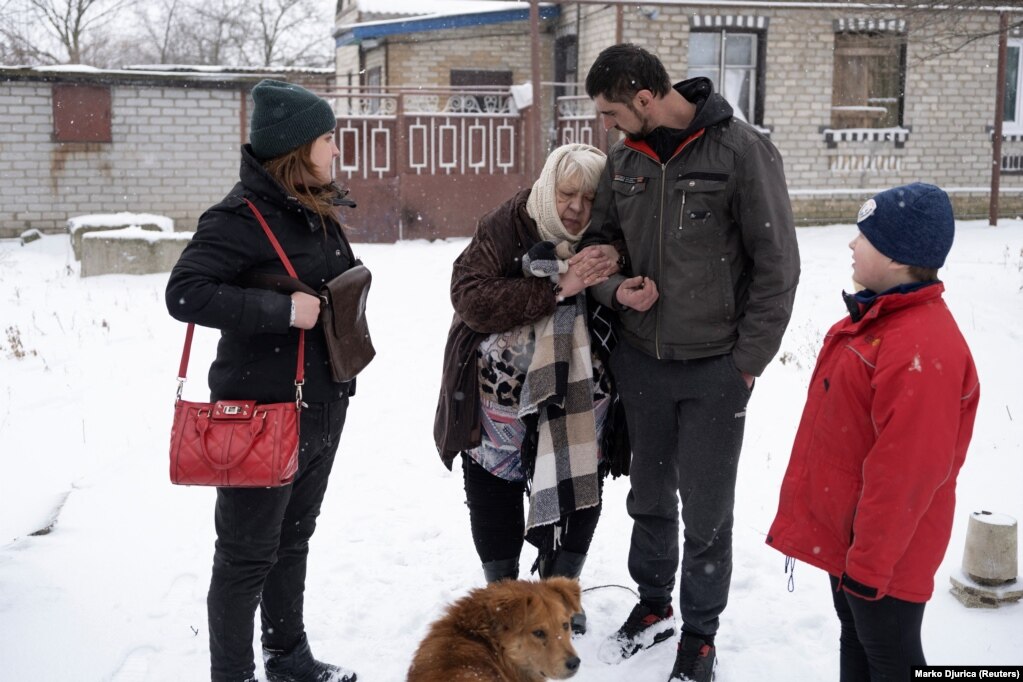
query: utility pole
[
  {"left": 991, "top": 11, "right": 1009, "bottom": 227},
  {"left": 529, "top": 0, "right": 544, "bottom": 178}
]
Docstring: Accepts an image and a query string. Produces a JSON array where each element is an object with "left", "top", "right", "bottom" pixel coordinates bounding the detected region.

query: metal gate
[{"left": 330, "top": 87, "right": 531, "bottom": 242}]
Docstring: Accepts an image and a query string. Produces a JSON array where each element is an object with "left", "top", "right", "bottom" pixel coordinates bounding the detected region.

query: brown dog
[{"left": 407, "top": 577, "right": 583, "bottom": 682}]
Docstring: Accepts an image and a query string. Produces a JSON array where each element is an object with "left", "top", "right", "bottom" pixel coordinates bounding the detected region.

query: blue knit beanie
[
  {"left": 249, "top": 79, "right": 336, "bottom": 160},
  {"left": 856, "top": 182, "right": 955, "bottom": 269}
]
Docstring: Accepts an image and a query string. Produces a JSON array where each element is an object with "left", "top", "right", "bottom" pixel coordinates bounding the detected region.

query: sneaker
[
  {"left": 597, "top": 601, "right": 676, "bottom": 664},
  {"left": 668, "top": 633, "right": 716, "bottom": 682},
  {"left": 263, "top": 634, "right": 357, "bottom": 682}
]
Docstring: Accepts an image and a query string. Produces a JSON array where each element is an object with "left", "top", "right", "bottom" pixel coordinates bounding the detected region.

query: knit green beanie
[{"left": 249, "top": 79, "right": 336, "bottom": 160}]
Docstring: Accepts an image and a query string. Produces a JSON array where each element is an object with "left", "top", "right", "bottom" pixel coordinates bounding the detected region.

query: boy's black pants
[{"left": 829, "top": 574, "right": 926, "bottom": 681}]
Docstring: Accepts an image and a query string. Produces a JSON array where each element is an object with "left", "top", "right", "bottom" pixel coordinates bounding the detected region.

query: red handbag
[{"left": 169, "top": 198, "right": 306, "bottom": 488}]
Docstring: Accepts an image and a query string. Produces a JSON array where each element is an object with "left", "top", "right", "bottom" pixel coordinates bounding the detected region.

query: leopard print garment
[{"left": 468, "top": 322, "right": 611, "bottom": 482}]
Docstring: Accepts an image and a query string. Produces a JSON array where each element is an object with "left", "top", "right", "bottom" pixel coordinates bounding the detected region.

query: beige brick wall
[
  {"left": 381, "top": 24, "right": 552, "bottom": 89},
  {"left": 0, "top": 80, "right": 245, "bottom": 238}
]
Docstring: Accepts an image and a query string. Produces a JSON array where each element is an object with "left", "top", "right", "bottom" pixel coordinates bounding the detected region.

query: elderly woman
[{"left": 434, "top": 143, "right": 630, "bottom": 633}]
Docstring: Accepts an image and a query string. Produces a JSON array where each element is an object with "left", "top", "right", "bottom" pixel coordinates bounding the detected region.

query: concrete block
[
  {"left": 67, "top": 212, "right": 174, "bottom": 260},
  {"left": 949, "top": 570, "right": 1023, "bottom": 609},
  {"left": 962, "top": 511, "right": 1018, "bottom": 584},
  {"left": 80, "top": 227, "right": 193, "bottom": 277}
]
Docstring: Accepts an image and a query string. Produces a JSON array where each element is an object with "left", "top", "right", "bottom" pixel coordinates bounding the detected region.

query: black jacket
[
  {"left": 166, "top": 145, "right": 355, "bottom": 403},
  {"left": 583, "top": 78, "right": 800, "bottom": 376}
]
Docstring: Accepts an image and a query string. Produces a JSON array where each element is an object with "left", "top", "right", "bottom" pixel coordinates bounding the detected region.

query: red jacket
[{"left": 767, "top": 283, "right": 979, "bottom": 603}]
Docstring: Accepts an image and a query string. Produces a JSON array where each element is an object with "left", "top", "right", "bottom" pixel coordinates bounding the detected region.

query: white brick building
[{"left": 0, "top": 67, "right": 334, "bottom": 239}]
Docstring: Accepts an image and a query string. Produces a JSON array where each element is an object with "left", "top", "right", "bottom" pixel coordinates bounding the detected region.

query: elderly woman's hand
[{"left": 568, "top": 244, "right": 620, "bottom": 285}]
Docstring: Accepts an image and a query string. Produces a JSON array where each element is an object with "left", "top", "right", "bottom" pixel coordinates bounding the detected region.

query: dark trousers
[
  {"left": 610, "top": 341, "right": 751, "bottom": 637},
  {"left": 829, "top": 575, "right": 927, "bottom": 682},
  {"left": 462, "top": 454, "right": 601, "bottom": 563},
  {"left": 207, "top": 398, "right": 348, "bottom": 682}
]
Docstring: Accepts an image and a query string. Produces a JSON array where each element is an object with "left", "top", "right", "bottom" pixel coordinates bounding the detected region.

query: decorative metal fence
[{"left": 323, "top": 86, "right": 601, "bottom": 242}]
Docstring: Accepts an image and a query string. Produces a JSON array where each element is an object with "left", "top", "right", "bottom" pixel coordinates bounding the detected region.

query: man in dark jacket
[{"left": 582, "top": 44, "right": 800, "bottom": 682}]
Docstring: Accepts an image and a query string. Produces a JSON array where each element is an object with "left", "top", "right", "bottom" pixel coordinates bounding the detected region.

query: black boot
[
  {"left": 541, "top": 550, "right": 588, "bottom": 635},
  {"left": 262, "top": 634, "right": 357, "bottom": 682},
  {"left": 482, "top": 557, "right": 519, "bottom": 583}
]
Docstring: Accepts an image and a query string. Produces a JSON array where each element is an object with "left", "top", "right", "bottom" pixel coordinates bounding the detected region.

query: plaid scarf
[{"left": 519, "top": 248, "right": 600, "bottom": 532}]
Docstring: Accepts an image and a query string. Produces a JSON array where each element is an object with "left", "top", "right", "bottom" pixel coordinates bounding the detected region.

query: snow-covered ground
[{"left": 1, "top": 219, "right": 1021, "bottom": 681}]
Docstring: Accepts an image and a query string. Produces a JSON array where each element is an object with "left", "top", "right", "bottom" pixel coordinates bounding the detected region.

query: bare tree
[
  {"left": 24, "top": 0, "right": 130, "bottom": 63},
  {"left": 185, "top": 0, "right": 250, "bottom": 65},
  {"left": 134, "top": 0, "right": 188, "bottom": 64},
  {"left": 1, "top": 0, "right": 333, "bottom": 67},
  {"left": 248, "top": 0, "right": 331, "bottom": 67},
  {"left": 891, "top": 0, "right": 1022, "bottom": 60}
]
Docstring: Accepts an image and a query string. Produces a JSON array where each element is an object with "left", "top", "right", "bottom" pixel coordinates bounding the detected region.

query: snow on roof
[
  {"left": 337, "top": 1, "right": 556, "bottom": 40},
  {"left": 4, "top": 64, "right": 258, "bottom": 82},
  {"left": 124, "top": 64, "right": 333, "bottom": 75},
  {"left": 354, "top": 0, "right": 531, "bottom": 17}
]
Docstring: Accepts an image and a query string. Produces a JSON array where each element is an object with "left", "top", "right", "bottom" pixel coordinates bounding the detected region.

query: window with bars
[
  {"left": 831, "top": 31, "right": 906, "bottom": 129},
  {"left": 687, "top": 29, "right": 764, "bottom": 125}
]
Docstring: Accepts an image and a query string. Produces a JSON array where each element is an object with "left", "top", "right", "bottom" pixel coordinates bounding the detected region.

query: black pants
[
  {"left": 462, "top": 454, "right": 601, "bottom": 564},
  {"left": 610, "top": 341, "right": 751, "bottom": 637},
  {"left": 829, "top": 575, "right": 927, "bottom": 682},
  {"left": 207, "top": 398, "right": 348, "bottom": 682}
]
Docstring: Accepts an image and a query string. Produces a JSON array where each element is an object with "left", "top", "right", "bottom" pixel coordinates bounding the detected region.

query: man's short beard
[{"left": 623, "top": 99, "right": 651, "bottom": 140}]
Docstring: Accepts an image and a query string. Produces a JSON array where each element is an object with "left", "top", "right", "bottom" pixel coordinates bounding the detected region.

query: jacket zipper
[
  {"left": 624, "top": 129, "right": 706, "bottom": 361},
  {"left": 656, "top": 162, "right": 667, "bottom": 359}
]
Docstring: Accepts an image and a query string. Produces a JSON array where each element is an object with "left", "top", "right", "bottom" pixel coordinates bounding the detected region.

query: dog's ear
[
  {"left": 487, "top": 583, "right": 531, "bottom": 631},
  {"left": 452, "top": 586, "right": 499, "bottom": 639},
  {"left": 543, "top": 577, "right": 582, "bottom": 614}
]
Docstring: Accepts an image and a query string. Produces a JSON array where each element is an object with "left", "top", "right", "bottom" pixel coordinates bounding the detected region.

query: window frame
[
  {"left": 1004, "top": 38, "right": 1023, "bottom": 130},
  {"left": 686, "top": 27, "right": 767, "bottom": 127},
  {"left": 830, "top": 29, "right": 907, "bottom": 131}
]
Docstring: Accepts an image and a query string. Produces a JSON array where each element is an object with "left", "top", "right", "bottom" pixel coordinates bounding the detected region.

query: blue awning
[{"left": 335, "top": 5, "right": 560, "bottom": 46}]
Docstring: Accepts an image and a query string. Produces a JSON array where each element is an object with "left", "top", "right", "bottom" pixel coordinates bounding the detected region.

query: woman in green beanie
[{"left": 167, "top": 79, "right": 358, "bottom": 682}]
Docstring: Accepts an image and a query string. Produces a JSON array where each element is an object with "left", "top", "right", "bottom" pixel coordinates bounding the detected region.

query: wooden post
[
  {"left": 529, "top": 0, "right": 544, "bottom": 178},
  {"left": 615, "top": 3, "right": 623, "bottom": 44},
  {"left": 991, "top": 12, "right": 1009, "bottom": 227}
]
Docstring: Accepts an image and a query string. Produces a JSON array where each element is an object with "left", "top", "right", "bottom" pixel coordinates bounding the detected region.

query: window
[
  {"left": 365, "top": 66, "right": 381, "bottom": 90},
  {"left": 831, "top": 31, "right": 906, "bottom": 129},
  {"left": 52, "top": 84, "right": 112, "bottom": 143},
  {"left": 1004, "top": 38, "right": 1022, "bottom": 128},
  {"left": 450, "top": 69, "right": 512, "bottom": 89},
  {"left": 554, "top": 35, "right": 579, "bottom": 99},
  {"left": 364, "top": 66, "right": 382, "bottom": 114},
  {"left": 450, "top": 70, "right": 513, "bottom": 112},
  {"left": 688, "top": 30, "right": 764, "bottom": 125}
]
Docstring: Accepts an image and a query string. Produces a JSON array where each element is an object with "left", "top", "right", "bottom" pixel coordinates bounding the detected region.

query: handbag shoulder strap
[{"left": 175, "top": 198, "right": 306, "bottom": 398}]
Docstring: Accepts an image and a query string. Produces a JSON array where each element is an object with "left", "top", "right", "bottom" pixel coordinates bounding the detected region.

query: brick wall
[
  {"left": 0, "top": 75, "right": 250, "bottom": 238},
  {"left": 372, "top": 25, "right": 552, "bottom": 90}
]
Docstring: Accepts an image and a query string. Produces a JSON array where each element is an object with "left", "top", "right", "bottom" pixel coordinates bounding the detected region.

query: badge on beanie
[{"left": 857, "top": 198, "right": 876, "bottom": 224}]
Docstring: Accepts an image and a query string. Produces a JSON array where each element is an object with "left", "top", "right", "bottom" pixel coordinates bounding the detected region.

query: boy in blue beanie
[{"left": 767, "top": 183, "right": 980, "bottom": 680}]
